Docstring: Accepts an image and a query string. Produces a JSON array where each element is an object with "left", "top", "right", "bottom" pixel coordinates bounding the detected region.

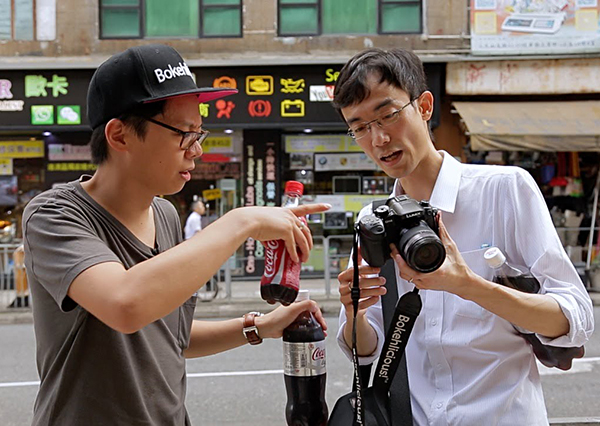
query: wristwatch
[{"left": 242, "top": 312, "right": 264, "bottom": 345}]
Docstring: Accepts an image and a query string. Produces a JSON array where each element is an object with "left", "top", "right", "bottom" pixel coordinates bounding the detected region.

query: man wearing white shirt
[
  {"left": 184, "top": 198, "right": 206, "bottom": 240},
  {"left": 333, "top": 48, "right": 594, "bottom": 425}
]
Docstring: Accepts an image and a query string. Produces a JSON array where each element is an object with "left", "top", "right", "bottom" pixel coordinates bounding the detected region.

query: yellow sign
[
  {"left": 246, "top": 76, "right": 273, "bottom": 95},
  {"left": 202, "top": 137, "right": 233, "bottom": 153},
  {"left": 281, "top": 78, "right": 305, "bottom": 94},
  {"left": 474, "top": 11, "right": 497, "bottom": 34},
  {"left": 0, "top": 159, "right": 13, "bottom": 175},
  {"left": 344, "top": 195, "right": 383, "bottom": 213},
  {"left": 47, "top": 162, "right": 98, "bottom": 172},
  {"left": 281, "top": 100, "right": 305, "bottom": 117},
  {"left": 203, "top": 188, "right": 222, "bottom": 201},
  {"left": 0, "top": 140, "right": 44, "bottom": 158},
  {"left": 285, "top": 135, "right": 362, "bottom": 153}
]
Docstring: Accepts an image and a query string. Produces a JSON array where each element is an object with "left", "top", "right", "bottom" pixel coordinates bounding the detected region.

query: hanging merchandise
[
  {"left": 540, "top": 154, "right": 556, "bottom": 185},
  {"left": 549, "top": 152, "right": 568, "bottom": 190},
  {"left": 565, "top": 152, "right": 583, "bottom": 197},
  {"left": 585, "top": 170, "right": 600, "bottom": 289}
]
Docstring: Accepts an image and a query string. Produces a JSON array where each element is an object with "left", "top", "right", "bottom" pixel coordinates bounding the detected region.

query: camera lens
[{"left": 399, "top": 222, "right": 446, "bottom": 272}]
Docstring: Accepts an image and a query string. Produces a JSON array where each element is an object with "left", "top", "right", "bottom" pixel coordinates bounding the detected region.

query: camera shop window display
[{"left": 324, "top": 212, "right": 350, "bottom": 230}]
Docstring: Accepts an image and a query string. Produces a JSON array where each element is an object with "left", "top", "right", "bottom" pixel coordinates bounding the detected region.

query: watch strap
[{"left": 243, "top": 312, "right": 263, "bottom": 345}]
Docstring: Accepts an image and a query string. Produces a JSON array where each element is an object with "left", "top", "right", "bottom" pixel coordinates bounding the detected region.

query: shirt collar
[{"left": 391, "top": 150, "right": 462, "bottom": 214}]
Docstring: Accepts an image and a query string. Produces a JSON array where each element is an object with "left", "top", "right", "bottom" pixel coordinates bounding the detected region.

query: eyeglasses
[
  {"left": 144, "top": 117, "right": 210, "bottom": 150},
  {"left": 347, "top": 99, "right": 414, "bottom": 140}
]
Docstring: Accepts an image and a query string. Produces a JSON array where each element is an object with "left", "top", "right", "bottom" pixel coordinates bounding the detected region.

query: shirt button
[
  {"left": 431, "top": 319, "right": 437, "bottom": 326},
  {"left": 436, "top": 364, "right": 442, "bottom": 370},
  {"left": 436, "top": 402, "right": 443, "bottom": 409}
]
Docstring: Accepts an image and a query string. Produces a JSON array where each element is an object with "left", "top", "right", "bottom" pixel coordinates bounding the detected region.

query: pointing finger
[{"left": 290, "top": 203, "right": 331, "bottom": 216}]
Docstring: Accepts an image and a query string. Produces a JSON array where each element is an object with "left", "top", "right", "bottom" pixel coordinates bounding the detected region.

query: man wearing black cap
[{"left": 22, "top": 44, "right": 330, "bottom": 426}]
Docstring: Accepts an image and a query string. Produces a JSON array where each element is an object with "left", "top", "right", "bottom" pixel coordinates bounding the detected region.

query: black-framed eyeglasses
[
  {"left": 144, "top": 117, "right": 210, "bottom": 150},
  {"left": 347, "top": 99, "right": 414, "bottom": 140}
]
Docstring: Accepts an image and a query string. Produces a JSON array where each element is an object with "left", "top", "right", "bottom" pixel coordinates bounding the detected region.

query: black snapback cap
[{"left": 87, "top": 44, "right": 237, "bottom": 129}]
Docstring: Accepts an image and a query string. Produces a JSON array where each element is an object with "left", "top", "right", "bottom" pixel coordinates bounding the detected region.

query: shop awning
[{"left": 452, "top": 101, "right": 600, "bottom": 152}]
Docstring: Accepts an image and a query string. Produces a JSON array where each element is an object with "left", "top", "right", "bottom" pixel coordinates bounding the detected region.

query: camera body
[{"left": 358, "top": 195, "right": 446, "bottom": 272}]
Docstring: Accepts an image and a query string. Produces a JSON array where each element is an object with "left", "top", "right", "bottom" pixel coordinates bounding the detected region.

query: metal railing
[
  {"left": 210, "top": 235, "right": 352, "bottom": 300},
  {"left": 0, "top": 242, "right": 25, "bottom": 309},
  {"left": 4, "top": 228, "right": 599, "bottom": 306}
]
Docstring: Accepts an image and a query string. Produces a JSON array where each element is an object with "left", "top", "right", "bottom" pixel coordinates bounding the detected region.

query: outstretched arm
[
  {"left": 184, "top": 300, "right": 327, "bottom": 358},
  {"left": 67, "top": 203, "right": 330, "bottom": 334},
  {"left": 392, "top": 215, "right": 569, "bottom": 338}
]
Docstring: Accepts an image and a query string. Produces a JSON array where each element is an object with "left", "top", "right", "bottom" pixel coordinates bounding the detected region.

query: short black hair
[
  {"left": 89, "top": 100, "right": 167, "bottom": 165},
  {"left": 333, "top": 48, "right": 428, "bottom": 112}
]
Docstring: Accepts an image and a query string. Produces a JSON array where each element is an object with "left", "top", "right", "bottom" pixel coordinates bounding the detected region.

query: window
[
  {"left": 99, "top": 0, "right": 242, "bottom": 39},
  {"left": 278, "top": 0, "right": 320, "bottom": 36},
  {"left": 278, "top": 0, "right": 421, "bottom": 36},
  {"left": 379, "top": 0, "right": 421, "bottom": 34},
  {"left": 0, "top": 0, "right": 56, "bottom": 40}
]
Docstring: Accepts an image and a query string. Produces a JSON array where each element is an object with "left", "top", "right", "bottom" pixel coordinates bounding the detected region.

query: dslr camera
[{"left": 358, "top": 195, "right": 446, "bottom": 272}]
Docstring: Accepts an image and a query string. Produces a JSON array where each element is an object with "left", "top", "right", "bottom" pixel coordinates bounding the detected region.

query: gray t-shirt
[{"left": 22, "top": 178, "right": 196, "bottom": 426}]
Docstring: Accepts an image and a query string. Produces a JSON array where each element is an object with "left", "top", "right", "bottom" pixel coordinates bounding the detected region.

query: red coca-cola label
[
  {"left": 260, "top": 240, "right": 301, "bottom": 291},
  {"left": 262, "top": 240, "right": 282, "bottom": 280}
]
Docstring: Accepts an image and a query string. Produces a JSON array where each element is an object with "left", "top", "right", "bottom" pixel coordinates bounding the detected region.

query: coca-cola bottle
[
  {"left": 283, "top": 290, "right": 328, "bottom": 426},
  {"left": 484, "top": 247, "right": 584, "bottom": 370},
  {"left": 261, "top": 180, "right": 306, "bottom": 305}
]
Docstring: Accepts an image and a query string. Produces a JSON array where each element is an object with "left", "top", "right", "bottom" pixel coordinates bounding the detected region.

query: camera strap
[
  {"left": 350, "top": 225, "right": 422, "bottom": 426},
  {"left": 351, "top": 225, "right": 365, "bottom": 425},
  {"left": 371, "top": 287, "right": 421, "bottom": 395}
]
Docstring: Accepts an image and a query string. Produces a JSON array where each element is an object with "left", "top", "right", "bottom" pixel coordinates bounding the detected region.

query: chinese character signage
[
  {"left": 0, "top": 70, "right": 91, "bottom": 127},
  {"left": 190, "top": 162, "right": 241, "bottom": 180},
  {"left": 0, "top": 64, "right": 441, "bottom": 129},
  {"left": 0, "top": 141, "right": 44, "bottom": 159},
  {"left": 242, "top": 130, "right": 281, "bottom": 277},
  {"left": 48, "top": 144, "right": 92, "bottom": 161},
  {"left": 0, "top": 159, "right": 13, "bottom": 175},
  {"left": 471, "top": 0, "right": 600, "bottom": 55}
]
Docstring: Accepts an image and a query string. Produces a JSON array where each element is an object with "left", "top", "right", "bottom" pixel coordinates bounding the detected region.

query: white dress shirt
[{"left": 337, "top": 151, "right": 594, "bottom": 426}]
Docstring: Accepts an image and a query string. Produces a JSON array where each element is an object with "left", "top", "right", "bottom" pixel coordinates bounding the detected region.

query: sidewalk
[
  {"left": 191, "top": 278, "right": 342, "bottom": 319},
  {"left": 0, "top": 278, "right": 342, "bottom": 324},
  {"left": 2, "top": 278, "right": 600, "bottom": 324}
]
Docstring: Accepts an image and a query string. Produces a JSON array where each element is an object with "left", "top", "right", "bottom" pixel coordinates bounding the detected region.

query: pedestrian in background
[
  {"left": 184, "top": 197, "right": 206, "bottom": 240},
  {"left": 22, "top": 44, "right": 330, "bottom": 426}
]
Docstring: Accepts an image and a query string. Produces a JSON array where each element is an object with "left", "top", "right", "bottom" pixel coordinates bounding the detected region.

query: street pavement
[
  {"left": 1, "top": 309, "right": 600, "bottom": 425},
  {"left": 1, "top": 281, "right": 600, "bottom": 425}
]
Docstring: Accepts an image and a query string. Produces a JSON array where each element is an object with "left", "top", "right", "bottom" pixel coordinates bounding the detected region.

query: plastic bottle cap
[
  {"left": 483, "top": 247, "right": 506, "bottom": 269},
  {"left": 296, "top": 289, "right": 310, "bottom": 302},
  {"left": 285, "top": 181, "right": 304, "bottom": 196}
]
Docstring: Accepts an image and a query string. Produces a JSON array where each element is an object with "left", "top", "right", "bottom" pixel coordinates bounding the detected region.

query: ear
[
  {"left": 417, "top": 91, "right": 434, "bottom": 121},
  {"left": 104, "top": 118, "right": 131, "bottom": 154}
]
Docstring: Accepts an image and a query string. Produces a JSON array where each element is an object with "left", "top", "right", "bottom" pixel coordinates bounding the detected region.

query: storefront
[
  {"left": 193, "top": 63, "right": 443, "bottom": 276},
  {"left": 0, "top": 62, "right": 443, "bottom": 277},
  {"left": 447, "top": 59, "right": 600, "bottom": 286},
  {"left": 0, "top": 69, "right": 94, "bottom": 240}
]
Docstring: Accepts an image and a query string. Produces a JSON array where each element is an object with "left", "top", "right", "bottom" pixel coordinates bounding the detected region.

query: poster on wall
[
  {"left": 289, "top": 153, "right": 314, "bottom": 170},
  {"left": 0, "top": 175, "right": 18, "bottom": 206},
  {"left": 470, "top": 0, "right": 600, "bottom": 55},
  {"left": 314, "top": 152, "right": 378, "bottom": 171},
  {"left": 242, "top": 131, "right": 281, "bottom": 277}
]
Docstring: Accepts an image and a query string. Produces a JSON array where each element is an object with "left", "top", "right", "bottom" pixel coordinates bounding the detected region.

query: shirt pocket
[{"left": 451, "top": 248, "right": 495, "bottom": 321}]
